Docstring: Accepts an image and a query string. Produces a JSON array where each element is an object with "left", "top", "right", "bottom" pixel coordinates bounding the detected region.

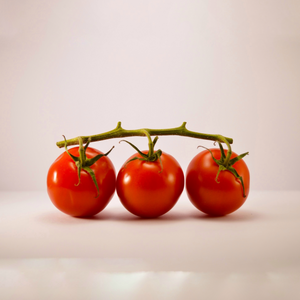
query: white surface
[
  {"left": 1, "top": 0, "right": 300, "bottom": 191},
  {"left": 1, "top": 191, "right": 300, "bottom": 299}
]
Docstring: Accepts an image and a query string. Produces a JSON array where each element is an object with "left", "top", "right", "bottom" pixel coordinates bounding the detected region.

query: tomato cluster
[{"left": 47, "top": 146, "right": 250, "bottom": 218}]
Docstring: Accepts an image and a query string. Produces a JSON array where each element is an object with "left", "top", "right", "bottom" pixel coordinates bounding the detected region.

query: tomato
[
  {"left": 186, "top": 148, "right": 250, "bottom": 216},
  {"left": 116, "top": 151, "right": 184, "bottom": 218},
  {"left": 47, "top": 147, "right": 116, "bottom": 217}
]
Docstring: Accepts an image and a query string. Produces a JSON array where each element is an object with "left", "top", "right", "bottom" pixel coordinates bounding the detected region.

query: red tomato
[
  {"left": 47, "top": 147, "right": 116, "bottom": 217},
  {"left": 116, "top": 151, "right": 184, "bottom": 218},
  {"left": 186, "top": 148, "right": 250, "bottom": 216}
]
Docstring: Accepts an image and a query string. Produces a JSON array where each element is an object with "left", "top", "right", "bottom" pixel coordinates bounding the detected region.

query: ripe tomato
[
  {"left": 116, "top": 151, "right": 184, "bottom": 218},
  {"left": 186, "top": 148, "right": 250, "bottom": 216},
  {"left": 47, "top": 147, "right": 116, "bottom": 217}
]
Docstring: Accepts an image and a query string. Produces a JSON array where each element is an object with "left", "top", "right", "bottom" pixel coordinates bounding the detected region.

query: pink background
[
  {"left": 1, "top": 0, "right": 300, "bottom": 191},
  {"left": 1, "top": 2, "right": 300, "bottom": 298}
]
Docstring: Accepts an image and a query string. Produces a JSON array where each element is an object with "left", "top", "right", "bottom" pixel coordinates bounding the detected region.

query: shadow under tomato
[
  {"left": 190, "top": 209, "right": 261, "bottom": 222},
  {"left": 36, "top": 210, "right": 118, "bottom": 224},
  {"left": 84, "top": 210, "right": 192, "bottom": 222},
  {"left": 37, "top": 207, "right": 260, "bottom": 224}
]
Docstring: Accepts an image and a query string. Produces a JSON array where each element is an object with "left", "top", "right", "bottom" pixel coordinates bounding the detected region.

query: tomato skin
[
  {"left": 186, "top": 148, "right": 250, "bottom": 216},
  {"left": 116, "top": 151, "right": 184, "bottom": 218},
  {"left": 47, "top": 147, "right": 116, "bottom": 217}
]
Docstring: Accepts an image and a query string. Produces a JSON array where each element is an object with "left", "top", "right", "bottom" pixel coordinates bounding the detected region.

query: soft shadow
[
  {"left": 37, "top": 207, "right": 261, "bottom": 224},
  {"left": 190, "top": 209, "right": 262, "bottom": 222},
  {"left": 36, "top": 209, "right": 191, "bottom": 224},
  {"left": 35, "top": 210, "right": 116, "bottom": 224},
  {"left": 83, "top": 210, "right": 191, "bottom": 222}
]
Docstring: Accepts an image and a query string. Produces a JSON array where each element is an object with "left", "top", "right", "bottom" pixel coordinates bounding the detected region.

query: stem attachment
[
  {"left": 63, "top": 135, "right": 114, "bottom": 198},
  {"left": 198, "top": 142, "right": 249, "bottom": 197},
  {"left": 120, "top": 133, "right": 163, "bottom": 172}
]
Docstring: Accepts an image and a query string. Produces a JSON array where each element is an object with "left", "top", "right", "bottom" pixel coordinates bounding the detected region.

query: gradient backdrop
[{"left": 1, "top": 0, "right": 299, "bottom": 191}]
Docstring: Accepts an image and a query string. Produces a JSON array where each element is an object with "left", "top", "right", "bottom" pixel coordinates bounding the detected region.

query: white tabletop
[{"left": 0, "top": 191, "right": 300, "bottom": 300}]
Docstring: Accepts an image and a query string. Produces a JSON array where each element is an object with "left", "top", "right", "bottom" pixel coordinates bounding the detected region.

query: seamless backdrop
[{"left": 1, "top": 0, "right": 300, "bottom": 191}]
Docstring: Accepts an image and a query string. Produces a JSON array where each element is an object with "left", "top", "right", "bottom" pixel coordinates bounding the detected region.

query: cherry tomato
[
  {"left": 47, "top": 147, "right": 116, "bottom": 217},
  {"left": 186, "top": 148, "right": 250, "bottom": 216},
  {"left": 116, "top": 151, "right": 184, "bottom": 218}
]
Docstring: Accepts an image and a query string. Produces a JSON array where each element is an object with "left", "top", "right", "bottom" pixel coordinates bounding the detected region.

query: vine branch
[{"left": 56, "top": 122, "right": 233, "bottom": 148}]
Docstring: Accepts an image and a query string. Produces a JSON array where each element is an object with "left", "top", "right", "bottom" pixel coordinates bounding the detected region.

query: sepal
[
  {"left": 85, "top": 146, "right": 114, "bottom": 167},
  {"left": 82, "top": 166, "right": 100, "bottom": 198},
  {"left": 62, "top": 135, "right": 114, "bottom": 198},
  {"left": 198, "top": 143, "right": 248, "bottom": 197},
  {"left": 120, "top": 138, "right": 163, "bottom": 172}
]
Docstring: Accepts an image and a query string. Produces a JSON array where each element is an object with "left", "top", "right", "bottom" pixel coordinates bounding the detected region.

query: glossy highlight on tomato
[
  {"left": 47, "top": 147, "right": 116, "bottom": 217},
  {"left": 116, "top": 151, "right": 184, "bottom": 218},
  {"left": 186, "top": 148, "right": 250, "bottom": 216}
]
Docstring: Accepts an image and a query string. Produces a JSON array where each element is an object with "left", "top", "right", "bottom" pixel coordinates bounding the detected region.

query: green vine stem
[{"left": 56, "top": 122, "right": 233, "bottom": 148}]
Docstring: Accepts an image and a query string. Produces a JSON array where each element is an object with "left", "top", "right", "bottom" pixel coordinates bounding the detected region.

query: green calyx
[
  {"left": 63, "top": 135, "right": 114, "bottom": 197},
  {"left": 199, "top": 142, "right": 249, "bottom": 197},
  {"left": 120, "top": 135, "right": 163, "bottom": 172}
]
